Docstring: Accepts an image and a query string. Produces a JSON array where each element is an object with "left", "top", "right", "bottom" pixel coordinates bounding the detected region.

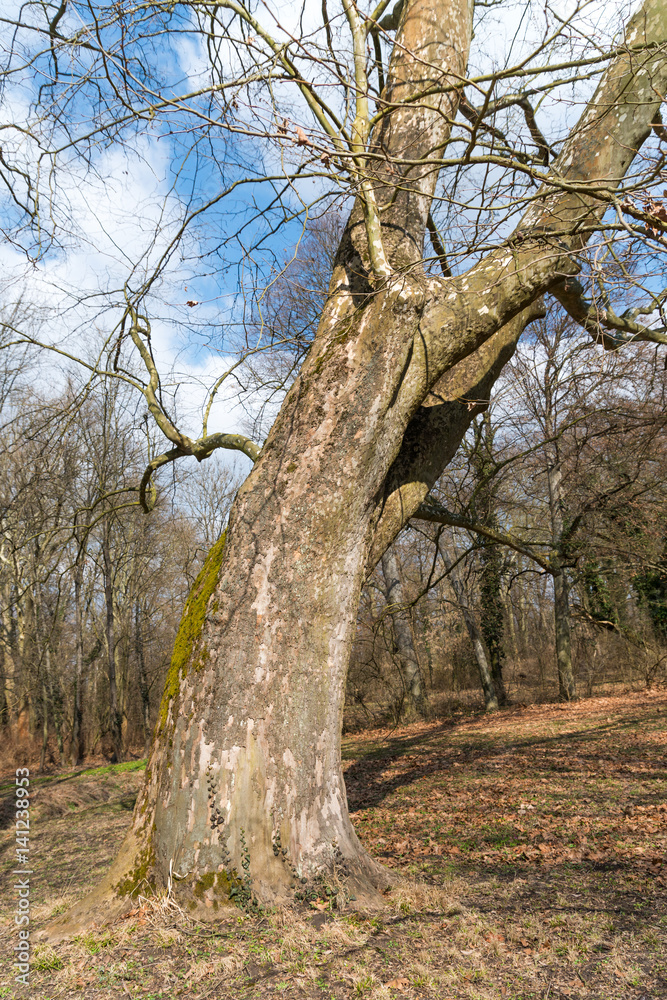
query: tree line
[
  {"left": 0, "top": 359, "right": 239, "bottom": 767},
  {"left": 3, "top": 302, "right": 665, "bottom": 768}
]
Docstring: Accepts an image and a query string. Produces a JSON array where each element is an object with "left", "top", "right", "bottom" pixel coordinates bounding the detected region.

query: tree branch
[
  {"left": 366, "top": 299, "right": 545, "bottom": 575},
  {"left": 550, "top": 276, "right": 667, "bottom": 348},
  {"left": 412, "top": 497, "right": 555, "bottom": 573}
]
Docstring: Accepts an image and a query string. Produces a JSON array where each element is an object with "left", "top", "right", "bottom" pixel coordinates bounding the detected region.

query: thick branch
[
  {"left": 329, "top": 0, "right": 473, "bottom": 286},
  {"left": 550, "top": 276, "right": 667, "bottom": 348},
  {"left": 138, "top": 432, "right": 260, "bottom": 513},
  {"left": 416, "top": 0, "right": 667, "bottom": 390},
  {"left": 366, "top": 299, "right": 545, "bottom": 574},
  {"left": 412, "top": 497, "right": 555, "bottom": 573},
  {"left": 139, "top": 448, "right": 185, "bottom": 513}
]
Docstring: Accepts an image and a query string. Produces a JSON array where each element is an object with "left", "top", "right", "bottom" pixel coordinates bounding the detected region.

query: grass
[{"left": 1, "top": 689, "right": 666, "bottom": 998}]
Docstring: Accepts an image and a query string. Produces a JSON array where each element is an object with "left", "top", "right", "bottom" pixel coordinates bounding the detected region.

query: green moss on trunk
[
  {"left": 157, "top": 531, "right": 227, "bottom": 732},
  {"left": 113, "top": 838, "right": 156, "bottom": 899}
]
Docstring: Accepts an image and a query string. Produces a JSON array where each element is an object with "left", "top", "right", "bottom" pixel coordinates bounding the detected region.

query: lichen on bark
[{"left": 157, "top": 531, "right": 227, "bottom": 732}]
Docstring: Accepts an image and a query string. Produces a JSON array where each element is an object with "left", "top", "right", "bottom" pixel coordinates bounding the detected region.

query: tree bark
[
  {"left": 0, "top": 581, "right": 18, "bottom": 731},
  {"left": 504, "top": 587, "right": 519, "bottom": 665},
  {"left": 471, "top": 413, "right": 509, "bottom": 706},
  {"left": 134, "top": 602, "right": 152, "bottom": 756},
  {"left": 546, "top": 433, "right": 577, "bottom": 701},
  {"left": 553, "top": 571, "right": 576, "bottom": 701},
  {"left": 380, "top": 547, "right": 427, "bottom": 717},
  {"left": 478, "top": 548, "right": 508, "bottom": 706}
]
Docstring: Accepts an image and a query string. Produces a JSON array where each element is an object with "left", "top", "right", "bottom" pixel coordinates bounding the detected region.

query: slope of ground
[{"left": 1, "top": 691, "right": 665, "bottom": 999}]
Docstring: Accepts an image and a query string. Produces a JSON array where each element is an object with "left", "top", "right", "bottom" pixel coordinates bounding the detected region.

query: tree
[
  {"left": 380, "top": 544, "right": 428, "bottom": 716},
  {"left": 467, "top": 412, "right": 509, "bottom": 706},
  {"left": 9, "top": 0, "right": 667, "bottom": 932},
  {"left": 437, "top": 535, "right": 501, "bottom": 710}
]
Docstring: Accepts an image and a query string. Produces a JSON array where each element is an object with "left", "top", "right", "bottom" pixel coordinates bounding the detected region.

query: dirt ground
[{"left": 1, "top": 690, "right": 665, "bottom": 999}]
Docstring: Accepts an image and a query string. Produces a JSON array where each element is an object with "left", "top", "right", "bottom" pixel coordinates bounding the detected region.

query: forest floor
[{"left": 0, "top": 690, "right": 666, "bottom": 1000}]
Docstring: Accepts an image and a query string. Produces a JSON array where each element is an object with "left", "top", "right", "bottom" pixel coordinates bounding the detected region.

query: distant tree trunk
[
  {"left": 0, "top": 658, "right": 6, "bottom": 727},
  {"left": 553, "top": 570, "right": 576, "bottom": 701},
  {"left": 0, "top": 583, "right": 18, "bottom": 730},
  {"left": 49, "top": 650, "right": 64, "bottom": 758},
  {"left": 44, "top": 645, "right": 64, "bottom": 761},
  {"left": 102, "top": 530, "right": 123, "bottom": 761},
  {"left": 441, "top": 547, "right": 498, "bottom": 711},
  {"left": 380, "top": 547, "right": 427, "bottom": 717},
  {"left": 71, "top": 559, "right": 85, "bottom": 765},
  {"left": 33, "top": 577, "right": 51, "bottom": 770},
  {"left": 504, "top": 586, "right": 519, "bottom": 665},
  {"left": 39, "top": 668, "right": 49, "bottom": 772},
  {"left": 516, "top": 583, "right": 528, "bottom": 658},
  {"left": 471, "top": 413, "right": 509, "bottom": 705},
  {"left": 546, "top": 455, "right": 577, "bottom": 701},
  {"left": 478, "top": 546, "right": 508, "bottom": 706},
  {"left": 134, "top": 602, "right": 152, "bottom": 755}
]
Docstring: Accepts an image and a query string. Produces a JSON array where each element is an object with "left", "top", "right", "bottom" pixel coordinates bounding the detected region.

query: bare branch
[
  {"left": 413, "top": 496, "right": 555, "bottom": 573},
  {"left": 550, "top": 277, "right": 667, "bottom": 349}
]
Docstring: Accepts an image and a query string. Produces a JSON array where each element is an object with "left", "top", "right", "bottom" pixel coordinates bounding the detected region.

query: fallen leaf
[{"left": 386, "top": 978, "right": 410, "bottom": 989}]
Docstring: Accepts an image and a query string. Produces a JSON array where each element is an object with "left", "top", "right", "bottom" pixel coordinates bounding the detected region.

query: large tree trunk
[
  {"left": 381, "top": 547, "right": 427, "bottom": 717},
  {"left": 43, "top": 0, "right": 667, "bottom": 939}
]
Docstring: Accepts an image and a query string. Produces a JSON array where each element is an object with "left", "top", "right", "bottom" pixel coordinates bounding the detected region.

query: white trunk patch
[{"left": 250, "top": 543, "right": 277, "bottom": 618}]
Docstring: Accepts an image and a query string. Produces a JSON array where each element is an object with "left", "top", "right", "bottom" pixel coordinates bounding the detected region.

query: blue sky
[{"left": 0, "top": 0, "right": 657, "bottom": 456}]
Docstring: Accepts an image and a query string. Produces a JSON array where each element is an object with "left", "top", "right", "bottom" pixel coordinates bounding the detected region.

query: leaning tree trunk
[
  {"left": 43, "top": 0, "right": 667, "bottom": 939},
  {"left": 381, "top": 547, "right": 427, "bottom": 717}
]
